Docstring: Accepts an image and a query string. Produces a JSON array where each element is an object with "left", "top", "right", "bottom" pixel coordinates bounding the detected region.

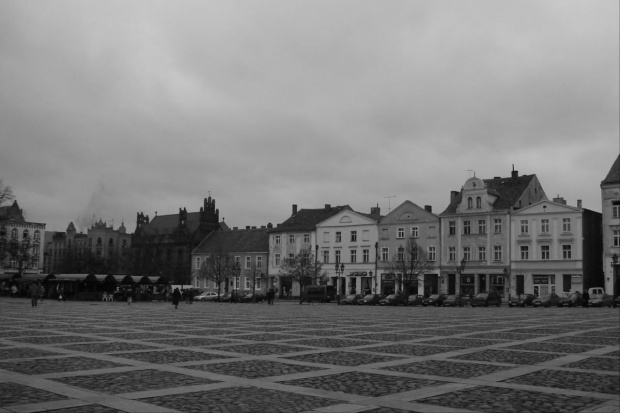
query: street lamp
[
  {"left": 335, "top": 263, "right": 345, "bottom": 305},
  {"left": 456, "top": 258, "right": 467, "bottom": 305}
]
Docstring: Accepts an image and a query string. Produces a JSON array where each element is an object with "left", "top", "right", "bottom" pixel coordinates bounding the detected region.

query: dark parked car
[
  {"left": 471, "top": 291, "right": 502, "bottom": 307},
  {"left": 557, "top": 292, "right": 581, "bottom": 307},
  {"left": 422, "top": 294, "right": 447, "bottom": 307},
  {"left": 239, "top": 292, "right": 266, "bottom": 303},
  {"left": 532, "top": 293, "right": 561, "bottom": 307},
  {"left": 358, "top": 294, "right": 383, "bottom": 305},
  {"left": 379, "top": 294, "right": 406, "bottom": 306},
  {"left": 341, "top": 294, "right": 364, "bottom": 305},
  {"left": 406, "top": 294, "right": 424, "bottom": 306},
  {"left": 615, "top": 295, "right": 620, "bottom": 308},
  {"left": 442, "top": 295, "right": 462, "bottom": 307},
  {"left": 509, "top": 293, "right": 535, "bottom": 307},
  {"left": 589, "top": 293, "right": 614, "bottom": 307}
]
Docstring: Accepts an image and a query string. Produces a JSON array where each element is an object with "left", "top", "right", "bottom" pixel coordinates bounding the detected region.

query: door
[{"left": 479, "top": 274, "right": 487, "bottom": 293}]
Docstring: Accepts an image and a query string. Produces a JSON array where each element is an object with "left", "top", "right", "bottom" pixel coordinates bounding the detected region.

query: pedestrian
[
  {"left": 126, "top": 286, "right": 133, "bottom": 305},
  {"left": 582, "top": 290, "right": 590, "bottom": 308},
  {"left": 28, "top": 282, "right": 40, "bottom": 308},
  {"left": 11, "top": 284, "right": 17, "bottom": 298},
  {"left": 267, "top": 288, "right": 274, "bottom": 305},
  {"left": 39, "top": 284, "right": 46, "bottom": 304},
  {"left": 188, "top": 289, "right": 194, "bottom": 304},
  {"left": 172, "top": 288, "right": 181, "bottom": 309}
]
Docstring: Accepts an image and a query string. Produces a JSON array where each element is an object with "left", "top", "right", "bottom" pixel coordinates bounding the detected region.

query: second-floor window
[
  {"left": 449, "top": 246, "right": 456, "bottom": 261},
  {"left": 335, "top": 250, "right": 341, "bottom": 263},
  {"left": 562, "top": 244, "right": 572, "bottom": 259},
  {"left": 397, "top": 228, "right": 405, "bottom": 239},
  {"left": 520, "top": 245, "right": 529, "bottom": 260},
  {"left": 541, "top": 245, "right": 550, "bottom": 260},
  {"left": 245, "top": 256, "right": 251, "bottom": 269},
  {"left": 303, "top": 233, "right": 310, "bottom": 243},
  {"left": 381, "top": 247, "right": 389, "bottom": 261},
  {"left": 256, "top": 256, "right": 262, "bottom": 269},
  {"left": 275, "top": 254, "right": 281, "bottom": 266},
  {"left": 463, "top": 220, "right": 471, "bottom": 235},
  {"left": 397, "top": 247, "right": 404, "bottom": 261},
  {"left": 351, "top": 249, "right": 357, "bottom": 263},
  {"left": 322, "top": 250, "right": 329, "bottom": 263},
  {"left": 289, "top": 234, "right": 295, "bottom": 244},
  {"left": 562, "top": 218, "right": 571, "bottom": 233},
  {"left": 195, "top": 257, "right": 201, "bottom": 269},
  {"left": 520, "top": 220, "right": 529, "bottom": 234},
  {"left": 614, "top": 230, "right": 620, "bottom": 247},
  {"left": 336, "top": 232, "right": 342, "bottom": 243},
  {"left": 478, "top": 246, "right": 486, "bottom": 261},
  {"left": 350, "top": 231, "right": 357, "bottom": 242},
  {"left": 463, "top": 246, "right": 471, "bottom": 261},
  {"left": 494, "top": 219, "right": 502, "bottom": 234},
  {"left": 411, "top": 226, "right": 419, "bottom": 238},
  {"left": 478, "top": 220, "right": 486, "bottom": 234},
  {"left": 363, "top": 249, "right": 369, "bottom": 263},
  {"left": 613, "top": 201, "right": 620, "bottom": 218},
  {"left": 275, "top": 235, "right": 281, "bottom": 245},
  {"left": 449, "top": 221, "right": 456, "bottom": 235},
  {"left": 428, "top": 246, "right": 436, "bottom": 261},
  {"left": 493, "top": 245, "right": 502, "bottom": 261},
  {"left": 541, "top": 219, "right": 549, "bottom": 234}
]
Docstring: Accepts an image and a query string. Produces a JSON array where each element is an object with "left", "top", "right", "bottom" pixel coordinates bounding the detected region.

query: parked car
[
  {"left": 358, "top": 294, "right": 383, "bottom": 305},
  {"left": 405, "top": 294, "right": 424, "bottom": 306},
  {"left": 442, "top": 295, "right": 462, "bottom": 307},
  {"left": 422, "top": 294, "right": 447, "bottom": 307},
  {"left": 589, "top": 293, "right": 614, "bottom": 307},
  {"left": 341, "top": 294, "right": 364, "bottom": 305},
  {"left": 532, "top": 293, "right": 561, "bottom": 307},
  {"left": 194, "top": 292, "right": 218, "bottom": 301},
  {"left": 379, "top": 294, "right": 406, "bottom": 306},
  {"left": 239, "top": 292, "right": 267, "bottom": 303},
  {"left": 471, "top": 291, "right": 502, "bottom": 307},
  {"left": 557, "top": 292, "right": 582, "bottom": 307},
  {"left": 509, "top": 293, "right": 535, "bottom": 307}
]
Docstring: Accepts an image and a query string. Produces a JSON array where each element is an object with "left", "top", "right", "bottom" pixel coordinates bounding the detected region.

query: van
[
  {"left": 300, "top": 285, "right": 336, "bottom": 303},
  {"left": 588, "top": 287, "right": 604, "bottom": 296}
]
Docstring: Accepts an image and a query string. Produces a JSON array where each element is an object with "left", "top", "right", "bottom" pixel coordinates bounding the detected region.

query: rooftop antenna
[{"left": 385, "top": 195, "right": 396, "bottom": 212}]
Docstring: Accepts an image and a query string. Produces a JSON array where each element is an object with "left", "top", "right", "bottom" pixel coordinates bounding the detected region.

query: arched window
[
  {"left": 0, "top": 226, "right": 6, "bottom": 237},
  {"left": 97, "top": 237, "right": 102, "bottom": 245},
  {"left": 22, "top": 229, "right": 29, "bottom": 239},
  {"left": 109, "top": 238, "right": 114, "bottom": 246},
  {"left": 467, "top": 197, "right": 473, "bottom": 209},
  {"left": 34, "top": 230, "right": 40, "bottom": 239},
  {"left": 11, "top": 228, "right": 17, "bottom": 239},
  {"left": 476, "top": 197, "right": 482, "bottom": 208}
]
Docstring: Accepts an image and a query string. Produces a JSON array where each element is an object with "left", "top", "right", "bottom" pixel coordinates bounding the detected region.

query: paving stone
[
  {"left": 450, "top": 349, "right": 564, "bottom": 364},
  {"left": 0, "top": 382, "right": 69, "bottom": 406},
  {"left": 56, "top": 342, "right": 160, "bottom": 353},
  {"left": 562, "top": 356, "right": 620, "bottom": 372},
  {"left": 288, "top": 338, "right": 376, "bottom": 348},
  {"left": 43, "top": 406, "right": 126, "bottom": 413},
  {"left": 420, "top": 337, "right": 506, "bottom": 348},
  {"left": 144, "top": 337, "right": 236, "bottom": 346},
  {"left": 505, "top": 341, "right": 605, "bottom": 353},
  {"left": 544, "top": 335, "right": 620, "bottom": 346},
  {"left": 52, "top": 369, "right": 220, "bottom": 394},
  {"left": 417, "top": 385, "right": 604, "bottom": 412},
  {"left": 382, "top": 359, "right": 514, "bottom": 378},
  {"left": 0, "top": 346, "right": 64, "bottom": 359},
  {"left": 505, "top": 368, "right": 620, "bottom": 394},
  {"left": 283, "top": 350, "right": 405, "bottom": 366},
  {"left": 0, "top": 356, "right": 129, "bottom": 374},
  {"left": 7, "top": 335, "right": 105, "bottom": 345},
  {"left": 222, "top": 343, "right": 312, "bottom": 355},
  {"left": 359, "top": 343, "right": 465, "bottom": 357},
  {"left": 278, "top": 371, "right": 447, "bottom": 396},
  {"left": 112, "top": 349, "right": 234, "bottom": 364},
  {"left": 139, "top": 386, "right": 341, "bottom": 413},
  {"left": 218, "top": 333, "right": 304, "bottom": 342},
  {"left": 184, "top": 359, "right": 326, "bottom": 378}
]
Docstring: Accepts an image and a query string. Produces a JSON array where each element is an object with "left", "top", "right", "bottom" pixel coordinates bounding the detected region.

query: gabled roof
[
  {"left": 0, "top": 200, "right": 24, "bottom": 222},
  {"left": 441, "top": 174, "right": 539, "bottom": 215},
  {"left": 139, "top": 213, "right": 228, "bottom": 235},
  {"left": 269, "top": 205, "right": 352, "bottom": 233},
  {"left": 601, "top": 154, "right": 620, "bottom": 185},
  {"left": 379, "top": 200, "right": 438, "bottom": 225},
  {"left": 193, "top": 227, "right": 269, "bottom": 254}
]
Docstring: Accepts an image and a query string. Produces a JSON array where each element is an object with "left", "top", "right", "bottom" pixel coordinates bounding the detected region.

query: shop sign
[{"left": 533, "top": 276, "right": 549, "bottom": 284}]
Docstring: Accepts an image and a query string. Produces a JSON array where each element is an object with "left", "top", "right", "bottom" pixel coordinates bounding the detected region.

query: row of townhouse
[{"left": 191, "top": 159, "right": 619, "bottom": 301}]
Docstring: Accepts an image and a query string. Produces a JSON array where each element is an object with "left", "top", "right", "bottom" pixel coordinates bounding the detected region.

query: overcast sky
[{"left": 1, "top": 0, "right": 618, "bottom": 233}]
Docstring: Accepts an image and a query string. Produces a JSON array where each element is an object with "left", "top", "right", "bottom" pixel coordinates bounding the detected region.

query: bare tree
[
  {"left": 388, "top": 238, "right": 435, "bottom": 296},
  {"left": 197, "top": 250, "right": 235, "bottom": 300},
  {"left": 243, "top": 260, "right": 265, "bottom": 302},
  {"left": 0, "top": 179, "right": 14, "bottom": 207},
  {"left": 278, "top": 247, "right": 321, "bottom": 303},
  {"left": 6, "top": 236, "right": 39, "bottom": 278}
]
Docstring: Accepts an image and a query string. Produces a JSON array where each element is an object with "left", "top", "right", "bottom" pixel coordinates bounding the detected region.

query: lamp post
[
  {"left": 335, "top": 263, "right": 345, "bottom": 305},
  {"left": 612, "top": 253, "right": 619, "bottom": 298},
  {"left": 456, "top": 258, "right": 466, "bottom": 306},
  {"left": 232, "top": 262, "right": 240, "bottom": 303}
]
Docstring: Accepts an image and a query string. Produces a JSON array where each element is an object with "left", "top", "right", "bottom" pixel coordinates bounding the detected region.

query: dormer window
[
  {"left": 467, "top": 197, "right": 473, "bottom": 209},
  {"left": 476, "top": 197, "right": 481, "bottom": 208}
]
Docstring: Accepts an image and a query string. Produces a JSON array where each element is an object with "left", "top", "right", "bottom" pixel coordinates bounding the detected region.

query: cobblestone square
[{"left": 0, "top": 299, "right": 618, "bottom": 412}]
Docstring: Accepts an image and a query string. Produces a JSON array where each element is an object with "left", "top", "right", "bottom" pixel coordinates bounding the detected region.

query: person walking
[
  {"left": 28, "top": 282, "right": 40, "bottom": 308},
  {"left": 126, "top": 286, "right": 133, "bottom": 305},
  {"left": 582, "top": 290, "right": 590, "bottom": 308},
  {"left": 267, "top": 288, "right": 274, "bottom": 305},
  {"left": 172, "top": 288, "right": 181, "bottom": 309}
]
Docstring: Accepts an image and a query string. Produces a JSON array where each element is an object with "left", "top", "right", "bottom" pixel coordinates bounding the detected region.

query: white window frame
[
  {"left": 275, "top": 253, "right": 281, "bottom": 266},
  {"left": 335, "top": 232, "right": 342, "bottom": 243},
  {"left": 562, "top": 244, "right": 572, "bottom": 259},
  {"left": 351, "top": 249, "right": 357, "bottom": 263},
  {"left": 428, "top": 246, "right": 436, "bottom": 261},
  {"left": 323, "top": 250, "right": 329, "bottom": 263},
  {"left": 478, "top": 220, "right": 486, "bottom": 234},
  {"left": 350, "top": 231, "right": 357, "bottom": 242},
  {"left": 494, "top": 219, "right": 502, "bottom": 234},
  {"left": 397, "top": 227, "right": 405, "bottom": 239},
  {"left": 381, "top": 247, "right": 389, "bottom": 261},
  {"left": 289, "top": 234, "right": 295, "bottom": 244},
  {"left": 463, "top": 246, "right": 471, "bottom": 261},
  {"left": 245, "top": 256, "right": 251, "bottom": 269},
  {"left": 303, "top": 233, "right": 310, "bottom": 243},
  {"left": 411, "top": 226, "right": 419, "bottom": 238},
  {"left": 562, "top": 218, "right": 571, "bottom": 233},
  {"left": 541, "top": 219, "right": 549, "bottom": 234},
  {"left": 274, "top": 235, "right": 281, "bottom": 245},
  {"left": 195, "top": 257, "right": 201, "bottom": 269},
  {"left": 335, "top": 250, "right": 341, "bottom": 263},
  {"left": 463, "top": 220, "right": 471, "bottom": 235},
  {"left": 541, "top": 245, "right": 550, "bottom": 260},
  {"left": 363, "top": 249, "right": 369, "bottom": 263},
  {"left": 448, "top": 246, "right": 456, "bottom": 261},
  {"left": 520, "top": 220, "right": 529, "bottom": 234},
  {"left": 520, "top": 245, "right": 529, "bottom": 260},
  {"left": 478, "top": 246, "right": 486, "bottom": 261},
  {"left": 493, "top": 245, "right": 502, "bottom": 261},
  {"left": 256, "top": 256, "right": 262, "bottom": 269}
]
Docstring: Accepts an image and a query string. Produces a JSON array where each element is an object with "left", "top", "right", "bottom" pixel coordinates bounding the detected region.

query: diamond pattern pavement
[{"left": 0, "top": 298, "right": 618, "bottom": 413}]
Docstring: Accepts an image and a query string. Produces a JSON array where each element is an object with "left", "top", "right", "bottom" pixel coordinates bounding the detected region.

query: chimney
[
  {"left": 233, "top": 227, "right": 238, "bottom": 230},
  {"left": 511, "top": 170, "right": 519, "bottom": 179},
  {"left": 577, "top": 199, "right": 582, "bottom": 209},
  {"left": 325, "top": 204, "right": 331, "bottom": 211},
  {"left": 450, "top": 191, "right": 459, "bottom": 203},
  {"left": 246, "top": 226, "right": 250, "bottom": 229},
  {"left": 251, "top": 226, "right": 257, "bottom": 229},
  {"left": 553, "top": 196, "right": 567, "bottom": 205},
  {"left": 292, "top": 204, "right": 298, "bottom": 215},
  {"left": 370, "top": 205, "right": 380, "bottom": 215},
  {"left": 267, "top": 223, "right": 273, "bottom": 228},
  {"left": 424, "top": 205, "right": 433, "bottom": 213}
]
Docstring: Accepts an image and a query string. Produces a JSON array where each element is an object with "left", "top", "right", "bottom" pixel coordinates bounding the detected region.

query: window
[
  {"left": 411, "top": 226, "right": 419, "bottom": 238},
  {"left": 614, "top": 230, "right": 620, "bottom": 247},
  {"left": 520, "top": 220, "right": 529, "bottom": 234},
  {"left": 335, "top": 250, "right": 341, "bottom": 263},
  {"left": 363, "top": 249, "right": 369, "bottom": 263},
  {"left": 213, "top": 281, "right": 219, "bottom": 289},
  {"left": 289, "top": 234, "right": 295, "bottom": 244},
  {"left": 476, "top": 197, "right": 482, "bottom": 208},
  {"left": 449, "top": 246, "right": 456, "bottom": 261},
  {"left": 541, "top": 245, "right": 550, "bottom": 260},
  {"left": 322, "top": 250, "right": 329, "bottom": 263},
  {"left": 275, "top": 254, "right": 281, "bottom": 266},
  {"left": 562, "top": 245, "right": 572, "bottom": 259},
  {"left": 463, "top": 220, "right": 471, "bottom": 235},
  {"left": 381, "top": 247, "right": 389, "bottom": 261},
  {"left": 245, "top": 256, "right": 251, "bottom": 269},
  {"left": 235, "top": 256, "right": 241, "bottom": 265},
  {"left": 350, "top": 249, "right": 357, "bottom": 263},
  {"left": 493, "top": 245, "right": 502, "bottom": 261},
  {"left": 463, "top": 246, "right": 471, "bottom": 261},
  {"left": 478, "top": 220, "right": 486, "bottom": 234},
  {"left": 323, "top": 232, "right": 330, "bottom": 242},
  {"left": 245, "top": 277, "right": 251, "bottom": 289},
  {"left": 467, "top": 197, "right": 473, "bottom": 209},
  {"left": 350, "top": 231, "right": 357, "bottom": 242},
  {"left": 11, "top": 228, "right": 17, "bottom": 238},
  {"left": 381, "top": 229, "right": 389, "bottom": 240},
  {"left": 520, "top": 245, "right": 529, "bottom": 260},
  {"left": 362, "top": 230, "right": 369, "bottom": 241},
  {"left": 195, "top": 257, "right": 201, "bottom": 269},
  {"left": 335, "top": 232, "right": 342, "bottom": 243},
  {"left": 494, "top": 219, "right": 502, "bottom": 234},
  {"left": 275, "top": 235, "right": 281, "bottom": 245},
  {"left": 23, "top": 229, "right": 29, "bottom": 238},
  {"left": 397, "top": 247, "right": 404, "bottom": 261},
  {"left": 34, "top": 230, "right": 40, "bottom": 240},
  {"left": 562, "top": 218, "right": 571, "bottom": 233},
  {"left": 235, "top": 276, "right": 240, "bottom": 290},
  {"left": 256, "top": 278, "right": 262, "bottom": 289},
  {"left": 478, "top": 246, "right": 486, "bottom": 261},
  {"left": 428, "top": 246, "right": 436, "bottom": 261},
  {"left": 303, "top": 233, "right": 310, "bottom": 243},
  {"left": 256, "top": 256, "right": 262, "bottom": 269},
  {"left": 613, "top": 201, "right": 620, "bottom": 218},
  {"left": 541, "top": 219, "right": 549, "bottom": 234},
  {"left": 449, "top": 221, "right": 456, "bottom": 235},
  {"left": 397, "top": 227, "right": 405, "bottom": 239}
]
